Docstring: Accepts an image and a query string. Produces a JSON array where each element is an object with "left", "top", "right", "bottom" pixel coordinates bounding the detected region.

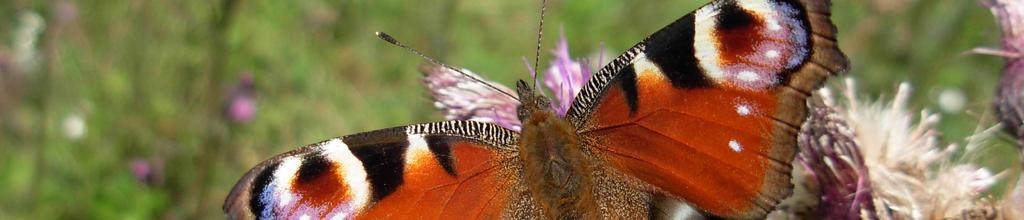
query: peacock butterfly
[{"left": 224, "top": 0, "right": 848, "bottom": 219}]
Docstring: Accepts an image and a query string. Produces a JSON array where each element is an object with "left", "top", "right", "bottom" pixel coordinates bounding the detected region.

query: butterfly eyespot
[{"left": 693, "top": 0, "right": 810, "bottom": 90}]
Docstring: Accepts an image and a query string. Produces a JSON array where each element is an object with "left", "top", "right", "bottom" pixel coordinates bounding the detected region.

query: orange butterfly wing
[
  {"left": 224, "top": 121, "right": 520, "bottom": 219},
  {"left": 566, "top": 0, "right": 847, "bottom": 218}
]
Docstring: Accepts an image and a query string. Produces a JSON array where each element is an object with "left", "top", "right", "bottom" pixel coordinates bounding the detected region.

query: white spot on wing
[
  {"left": 320, "top": 138, "right": 371, "bottom": 214},
  {"left": 329, "top": 214, "right": 346, "bottom": 220},
  {"left": 767, "top": 21, "right": 783, "bottom": 31},
  {"left": 735, "top": 0, "right": 785, "bottom": 31},
  {"left": 633, "top": 55, "right": 666, "bottom": 80},
  {"left": 737, "top": 0, "right": 774, "bottom": 10},
  {"left": 765, "top": 50, "right": 780, "bottom": 58},
  {"left": 737, "top": 71, "right": 760, "bottom": 82},
  {"left": 693, "top": 5, "right": 726, "bottom": 83},
  {"left": 273, "top": 157, "right": 303, "bottom": 207},
  {"left": 299, "top": 215, "right": 311, "bottom": 220},
  {"left": 736, "top": 104, "right": 752, "bottom": 116},
  {"left": 278, "top": 191, "right": 293, "bottom": 207},
  {"left": 404, "top": 134, "right": 433, "bottom": 167},
  {"left": 729, "top": 140, "right": 743, "bottom": 152}
]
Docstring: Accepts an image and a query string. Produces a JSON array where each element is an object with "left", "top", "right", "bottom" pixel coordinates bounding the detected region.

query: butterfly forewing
[
  {"left": 224, "top": 121, "right": 520, "bottom": 219},
  {"left": 568, "top": 0, "right": 847, "bottom": 218}
]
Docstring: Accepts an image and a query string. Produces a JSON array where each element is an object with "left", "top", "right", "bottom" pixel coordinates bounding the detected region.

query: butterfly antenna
[
  {"left": 375, "top": 32, "right": 520, "bottom": 102},
  {"left": 530, "top": 0, "right": 548, "bottom": 89}
]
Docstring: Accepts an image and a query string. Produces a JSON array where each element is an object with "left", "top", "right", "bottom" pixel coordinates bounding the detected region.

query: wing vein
[
  {"left": 583, "top": 108, "right": 772, "bottom": 140},
  {"left": 437, "top": 164, "right": 501, "bottom": 216}
]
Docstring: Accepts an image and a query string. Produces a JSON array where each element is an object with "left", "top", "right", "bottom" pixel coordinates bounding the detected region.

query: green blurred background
[{"left": 0, "top": 0, "right": 1018, "bottom": 219}]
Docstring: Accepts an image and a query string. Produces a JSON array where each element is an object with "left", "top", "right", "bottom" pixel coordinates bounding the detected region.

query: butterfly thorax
[{"left": 514, "top": 81, "right": 598, "bottom": 219}]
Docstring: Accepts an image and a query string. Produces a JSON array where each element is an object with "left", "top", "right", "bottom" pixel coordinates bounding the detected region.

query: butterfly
[{"left": 224, "top": 0, "right": 848, "bottom": 219}]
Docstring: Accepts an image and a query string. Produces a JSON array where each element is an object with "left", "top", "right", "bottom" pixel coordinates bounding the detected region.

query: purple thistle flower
[
  {"left": 779, "top": 80, "right": 1006, "bottom": 219},
  {"left": 980, "top": 0, "right": 1024, "bottom": 216},
  {"left": 130, "top": 159, "right": 152, "bottom": 183},
  {"left": 225, "top": 73, "right": 256, "bottom": 123},
  {"left": 985, "top": 0, "right": 1024, "bottom": 148},
  {"left": 543, "top": 31, "right": 593, "bottom": 115},
  {"left": 421, "top": 32, "right": 595, "bottom": 131},
  {"left": 229, "top": 97, "right": 256, "bottom": 122},
  {"left": 129, "top": 158, "right": 163, "bottom": 186},
  {"left": 420, "top": 64, "right": 522, "bottom": 131},
  {"left": 797, "top": 95, "right": 877, "bottom": 219}
]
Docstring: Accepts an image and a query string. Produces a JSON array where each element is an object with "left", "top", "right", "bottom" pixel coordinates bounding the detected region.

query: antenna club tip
[{"left": 375, "top": 31, "right": 398, "bottom": 44}]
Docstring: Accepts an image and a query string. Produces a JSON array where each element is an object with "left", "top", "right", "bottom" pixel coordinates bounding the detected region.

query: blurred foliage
[{"left": 0, "top": 0, "right": 1018, "bottom": 218}]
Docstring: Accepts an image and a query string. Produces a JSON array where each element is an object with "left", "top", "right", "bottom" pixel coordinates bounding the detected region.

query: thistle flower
[
  {"left": 225, "top": 73, "right": 256, "bottom": 123},
  {"left": 777, "top": 79, "right": 1005, "bottom": 219},
  {"left": 795, "top": 90, "right": 877, "bottom": 219},
  {"left": 129, "top": 158, "right": 164, "bottom": 186},
  {"left": 542, "top": 31, "right": 593, "bottom": 115},
  {"left": 129, "top": 159, "right": 153, "bottom": 184},
  {"left": 980, "top": 0, "right": 1024, "bottom": 216},
  {"left": 420, "top": 64, "right": 522, "bottom": 131},
  {"left": 984, "top": 0, "right": 1024, "bottom": 148},
  {"left": 420, "top": 32, "right": 595, "bottom": 131}
]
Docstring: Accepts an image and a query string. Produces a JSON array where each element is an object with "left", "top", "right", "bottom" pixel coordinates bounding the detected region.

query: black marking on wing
[
  {"left": 348, "top": 139, "right": 410, "bottom": 201},
  {"left": 716, "top": 1, "right": 756, "bottom": 30},
  {"left": 248, "top": 162, "right": 279, "bottom": 218},
  {"left": 296, "top": 153, "right": 332, "bottom": 184},
  {"left": 618, "top": 64, "right": 640, "bottom": 114},
  {"left": 425, "top": 135, "right": 458, "bottom": 177},
  {"left": 642, "top": 14, "right": 712, "bottom": 89}
]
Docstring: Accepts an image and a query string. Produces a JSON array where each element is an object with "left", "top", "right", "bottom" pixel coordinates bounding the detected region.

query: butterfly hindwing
[
  {"left": 567, "top": 0, "right": 847, "bottom": 218},
  {"left": 224, "top": 121, "right": 520, "bottom": 219}
]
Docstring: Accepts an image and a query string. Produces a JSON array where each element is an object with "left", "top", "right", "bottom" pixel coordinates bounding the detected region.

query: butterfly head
[{"left": 515, "top": 80, "right": 555, "bottom": 121}]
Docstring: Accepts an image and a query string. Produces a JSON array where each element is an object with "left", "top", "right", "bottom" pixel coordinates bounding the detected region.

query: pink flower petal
[
  {"left": 542, "top": 31, "right": 592, "bottom": 116},
  {"left": 420, "top": 64, "right": 521, "bottom": 131}
]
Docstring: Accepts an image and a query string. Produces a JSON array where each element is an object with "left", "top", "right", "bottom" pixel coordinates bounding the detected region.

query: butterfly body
[
  {"left": 514, "top": 81, "right": 600, "bottom": 219},
  {"left": 225, "top": 0, "right": 848, "bottom": 219}
]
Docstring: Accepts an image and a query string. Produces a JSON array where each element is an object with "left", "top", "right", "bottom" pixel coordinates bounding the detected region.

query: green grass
[{"left": 0, "top": 0, "right": 1017, "bottom": 218}]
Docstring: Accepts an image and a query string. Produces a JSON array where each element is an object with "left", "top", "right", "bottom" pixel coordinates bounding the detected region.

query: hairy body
[{"left": 519, "top": 107, "right": 597, "bottom": 219}]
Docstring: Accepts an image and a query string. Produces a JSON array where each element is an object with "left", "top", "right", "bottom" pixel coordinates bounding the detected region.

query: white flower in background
[
  {"left": 937, "top": 88, "right": 966, "bottom": 114},
  {"left": 62, "top": 113, "right": 85, "bottom": 140},
  {"left": 12, "top": 11, "right": 45, "bottom": 74}
]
